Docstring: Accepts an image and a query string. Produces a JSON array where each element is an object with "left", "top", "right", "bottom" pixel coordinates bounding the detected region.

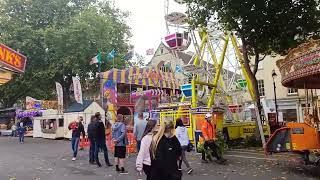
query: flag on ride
[
  {"left": 123, "top": 49, "right": 134, "bottom": 61},
  {"left": 72, "top": 77, "right": 83, "bottom": 104},
  {"left": 146, "top": 48, "right": 154, "bottom": 55},
  {"left": 90, "top": 52, "right": 102, "bottom": 65},
  {"left": 107, "top": 49, "right": 116, "bottom": 60},
  {"left": 55, "top": 82, "right": 63, "bottom": 109},
  {"left": 175, "top": 65, "right": 182, "bottom": 73}
]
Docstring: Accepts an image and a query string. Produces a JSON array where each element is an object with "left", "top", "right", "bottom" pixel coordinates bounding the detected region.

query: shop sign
[
  {"left": 191, "top": 107, "right": 211, "bottom": 114},
  {"left": 158, "top": 102, "right": 191, "bottom": 108},
  {"left": 128, "top": 70, "right": 175, "bottom": 82},
  {"left": 26, "top": 96, "right": 58, "bottom": 110},
  {"left": 243, "top": 127, "right": 268, "bottom": 134},
  {"left": 0, "top": 43, "right": 27, "bottom": 73}
]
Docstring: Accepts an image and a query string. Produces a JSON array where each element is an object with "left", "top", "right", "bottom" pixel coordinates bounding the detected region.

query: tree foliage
[
  {"left": 127, "top": 53, "right": 146, "bottom": 67},
  {"left": 185, "top": 0, "right": 320, "bottom": 121},
  {"left": 0, "top": 0, "right": 131, "bottom": 107}
]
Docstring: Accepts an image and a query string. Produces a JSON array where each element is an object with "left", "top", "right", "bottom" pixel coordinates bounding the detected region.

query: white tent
[{"left": 64, "top": 100, "right": 105, "bottom": 139}]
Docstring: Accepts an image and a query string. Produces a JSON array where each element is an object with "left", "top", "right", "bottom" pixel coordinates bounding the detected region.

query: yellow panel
[
  {"left": 103, "top": 70, "right": 110, "bottom": 79},
  {"left": 141, "top": 68, "right": 147, "bottom": 86},
  {"left": 160, "top": 109, "right": 194, "bottom": 141},
  {"left": 135, "top": 68, "right": 140, "bottom": 85},
  {"left": 113, "top": 69, "right": 118, "bottom": 82},
  {"left": 120, "top": 69, "right": 126, "bottom": 83},
  {"left": 128, "top": 68, "right": 133, "bottom": 84}
]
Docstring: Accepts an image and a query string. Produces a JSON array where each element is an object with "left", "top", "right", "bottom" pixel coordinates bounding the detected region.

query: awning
[
  {"left": 0, "top": 69, "right": 13, "bottom": 85},
  {"left": 102, "top": 67, "right": 181, "bottom": 89}
]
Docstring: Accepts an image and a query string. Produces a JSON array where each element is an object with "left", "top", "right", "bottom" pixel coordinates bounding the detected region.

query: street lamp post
[{"left": 272, "top": 69, "right": 279, "bottom": 128}]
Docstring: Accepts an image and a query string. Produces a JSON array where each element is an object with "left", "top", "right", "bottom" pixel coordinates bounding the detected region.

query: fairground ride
[
  {"left": 265, "top": 40, "right": 320, "bottom": 166},
  {"left": 160, "top": 0, "right": 270, "bottom": 142}
]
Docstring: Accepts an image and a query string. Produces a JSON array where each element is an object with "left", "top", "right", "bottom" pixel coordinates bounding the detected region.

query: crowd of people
[{"left": 67, "top": 112, "right": 224, "bottom": 180}]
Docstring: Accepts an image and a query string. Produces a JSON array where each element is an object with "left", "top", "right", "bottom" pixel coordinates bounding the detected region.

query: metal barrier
[{"left": 159, "top": 109, "right": 194, "bottom": 142}]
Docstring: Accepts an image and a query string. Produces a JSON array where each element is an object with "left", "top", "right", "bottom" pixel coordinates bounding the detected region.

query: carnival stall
[
  {"left": 17, "top": 110, "right": 42, "bottom": 137},
  {"left": 266, "top": 40, "right": 320, "bottom": 165},
  {"left": 102, "top": 67, "right": 182, "bottom": 120},
  {"left": 0, "top": 108, "right": 18, "bottom": 136},
  {"left": 17, "top": 97, "right": 59, "bottom": 137},
  {"left": 33, "top": 109, "right": 64, "bottom": 139}
]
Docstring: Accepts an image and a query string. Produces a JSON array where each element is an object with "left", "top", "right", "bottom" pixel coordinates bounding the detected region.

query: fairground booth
[
  {"left": 102, "top": 67, "right": 183, "bottom": 153},
  {"left": 17, "top": 97, "right": 58, "bottom": 137},
  {"left": 102, "top": 67, "right": 182, "bottom": 123}
]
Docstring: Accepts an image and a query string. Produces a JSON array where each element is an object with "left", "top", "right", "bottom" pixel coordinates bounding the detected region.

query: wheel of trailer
[
  {"left": 223, "top": 128, "right": 229, "bottom": 143},
  {"left": 316, "top": 157, "right": 320, "bottom": 166}
]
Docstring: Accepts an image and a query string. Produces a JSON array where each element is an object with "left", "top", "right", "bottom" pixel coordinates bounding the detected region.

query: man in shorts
[{"left": 112, "top": 114, "right": 128, "bottom": 174}]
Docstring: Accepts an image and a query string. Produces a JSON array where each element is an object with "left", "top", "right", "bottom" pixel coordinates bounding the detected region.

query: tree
[
  {"left": 0, "top": 0, "right": 131, "bottom": 107},
  {"left": 127, "top": 53, "right": 146, "bottom": 67},
  {"left": 185, "top": 0, "right": 320, "bottom": 130}
]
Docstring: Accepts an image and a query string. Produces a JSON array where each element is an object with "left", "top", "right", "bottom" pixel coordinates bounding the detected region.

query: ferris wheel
[{"left": 163, "top": 0, "right": 250, "bottom": 121}]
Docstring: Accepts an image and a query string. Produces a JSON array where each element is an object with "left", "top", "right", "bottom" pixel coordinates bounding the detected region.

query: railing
[{"left": 117, "top": 93, "right": 133, "bottom": 104}]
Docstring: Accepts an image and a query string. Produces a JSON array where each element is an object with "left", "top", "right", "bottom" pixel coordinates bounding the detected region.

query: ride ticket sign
[{"left": 0, "top": 43, "right": 27, "bottom": 73}]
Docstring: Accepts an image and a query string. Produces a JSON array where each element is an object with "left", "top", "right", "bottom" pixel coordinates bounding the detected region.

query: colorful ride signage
[{"left": 0, "top": 43, "right": 27, "bottom": 73}]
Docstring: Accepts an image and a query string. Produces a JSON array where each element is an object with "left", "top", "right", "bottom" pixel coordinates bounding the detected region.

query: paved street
[{"left": 0, "top": 137, "right": 319, "bottom": 180}]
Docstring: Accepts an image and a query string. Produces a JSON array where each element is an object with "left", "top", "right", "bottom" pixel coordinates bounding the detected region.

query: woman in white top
[
  {"left": 136, "top": 119, "right": 157, "bottom": 180},
  {"left": 175, "top": 118, "right": 193, "bottom": 174}
]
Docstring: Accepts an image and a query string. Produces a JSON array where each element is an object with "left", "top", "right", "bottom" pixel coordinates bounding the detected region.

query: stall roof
[
  {"left": 102, "top": 67, "right": 180, "bottom": 89},
  {"left": 64, "top": 100, "right": 93, "bottom": 113}
]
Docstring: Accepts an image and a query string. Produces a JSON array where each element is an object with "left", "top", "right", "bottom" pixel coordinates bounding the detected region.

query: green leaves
[
  {"left": 186, "top": 0, "right": 320, "bottom": 55},
  {"left": 0, "top": 0, "right": 131, "bottom": 107}
]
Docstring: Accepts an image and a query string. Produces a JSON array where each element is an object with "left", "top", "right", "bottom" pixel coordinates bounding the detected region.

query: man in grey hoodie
[{"left": 112, "top": 114, "right": 128, "bottom": 174}]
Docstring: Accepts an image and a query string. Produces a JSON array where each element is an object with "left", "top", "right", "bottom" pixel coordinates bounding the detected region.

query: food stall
[
  {"left": 0, "top": 108, "right": 18, "bottom": 136},
  {"left": 17, "top": 110, "right": 42, "bottom": 137},
  {"left": 33, "top": 109, "right": 64, "bottom": 139}
]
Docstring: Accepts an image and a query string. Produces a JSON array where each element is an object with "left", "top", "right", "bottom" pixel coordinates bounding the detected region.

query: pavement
[{"left": 0, "top": 137, "right": 319, "bottom": 180}]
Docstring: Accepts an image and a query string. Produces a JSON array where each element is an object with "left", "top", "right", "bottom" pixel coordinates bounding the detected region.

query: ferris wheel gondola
[{"left": 164, "top": 1, "right": 191, "bottom": 51}]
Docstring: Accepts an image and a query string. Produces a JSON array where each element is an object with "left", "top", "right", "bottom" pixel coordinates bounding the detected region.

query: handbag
[{"left": 187, "top": 143, "right": 194, "bottom": 152}]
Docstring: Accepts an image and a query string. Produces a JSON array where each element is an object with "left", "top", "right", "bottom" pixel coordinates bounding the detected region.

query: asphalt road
[{"left": 0, "top": 137, "right": 319, "bottom": 180}]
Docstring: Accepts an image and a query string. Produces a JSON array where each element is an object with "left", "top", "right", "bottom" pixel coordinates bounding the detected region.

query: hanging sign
[
  {"left": 0, "top": 43, "right": 27, "bottom": 73},
  {"left": 238, "top": 79, "right": 247, "bottom": 89}
]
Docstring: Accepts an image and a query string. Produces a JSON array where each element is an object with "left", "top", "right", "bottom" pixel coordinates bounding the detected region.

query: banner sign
[
  {"left": 0, "top": 43, "right": 27, "bottom": 73},
  {"left": 55, "top": 82, "right": 63, "bottom": 109},
  {"left": 72, "top": 77, "right": 83, "bottom": 104},
  {"left": 26, "top": 96, "right": 58, "bottom": 110}
]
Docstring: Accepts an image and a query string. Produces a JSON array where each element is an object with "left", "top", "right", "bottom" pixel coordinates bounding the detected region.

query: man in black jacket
[
  {"left": 68, "top": 116, "right": 85, "bottom": 161},
  {"left": 87, "top": 115, "right": 97, "bottom": 164},
  {"left": 94, "top": 112, "right": 113, "bottom": 167}
]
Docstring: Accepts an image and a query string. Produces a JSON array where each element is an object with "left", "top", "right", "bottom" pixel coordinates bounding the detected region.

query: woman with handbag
[
  {"left": 175, "top": 118, "right": 193, "bottom": 174},
  {"left": 150, "top": 119, "right": 182, "bottom": 180}
]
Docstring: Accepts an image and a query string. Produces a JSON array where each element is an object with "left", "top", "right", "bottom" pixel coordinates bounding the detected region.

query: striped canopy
[{"left": 102, "top": 67, "right": 181, "bottom": 89}]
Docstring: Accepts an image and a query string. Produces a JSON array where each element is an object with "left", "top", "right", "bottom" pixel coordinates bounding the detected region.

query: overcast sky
[{"left": 114, "top": 0, "right": 186, "bottom": 63}]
